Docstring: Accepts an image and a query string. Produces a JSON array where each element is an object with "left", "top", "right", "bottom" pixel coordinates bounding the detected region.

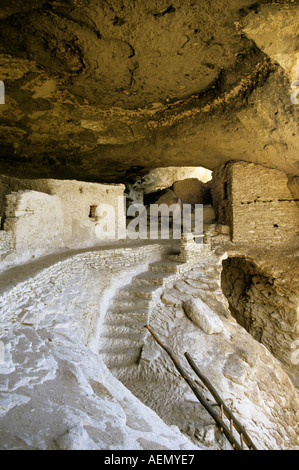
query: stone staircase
[
  {"left": 98, "top": 254, "right": 187, "bottom": 371},
  {"left": 98, "top": 239, "right": 229, "bottom": 373}
]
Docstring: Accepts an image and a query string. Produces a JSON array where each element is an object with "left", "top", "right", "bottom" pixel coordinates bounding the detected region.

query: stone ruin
[
  {"left": 0, "top": 161, "right": 298, "bottom": 452},
  {"left": 0, "top": 0, "right": 298, "bottom": 453}
]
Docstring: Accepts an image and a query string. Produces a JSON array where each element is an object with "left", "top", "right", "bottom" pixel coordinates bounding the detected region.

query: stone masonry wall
[
  {"left": 0, "top": 175, "right": 126, "bottom": 260},
  {"left": 212, "top": 162, "right": 299, "bottom": 247},
  {"left": 211, "top": 163, "right": 233, "bottom": 227}
]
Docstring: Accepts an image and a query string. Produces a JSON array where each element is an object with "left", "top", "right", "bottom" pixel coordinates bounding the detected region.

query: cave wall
[
  {"left": 212, "top": 161, "right": 299, "bottom": 247},
  {"left": 221, "top": 256, "right": 299, "bottom": 386},
  {"left": 0, "top": 1, "right": 298, "bottom": 182}
]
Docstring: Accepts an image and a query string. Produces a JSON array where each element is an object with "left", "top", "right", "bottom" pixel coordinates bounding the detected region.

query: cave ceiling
[{"left": 0, "top": 0, "right": 298, "bottom": 183}]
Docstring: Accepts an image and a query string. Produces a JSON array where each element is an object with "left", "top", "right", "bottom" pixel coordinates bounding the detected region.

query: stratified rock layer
[{"left": 0, "top": 1, "right": 298, "bottom": 182}]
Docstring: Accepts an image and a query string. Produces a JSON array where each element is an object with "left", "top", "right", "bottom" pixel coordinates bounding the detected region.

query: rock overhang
[{"left": 0, "top": 0, "right": 298, "bottom": 183}]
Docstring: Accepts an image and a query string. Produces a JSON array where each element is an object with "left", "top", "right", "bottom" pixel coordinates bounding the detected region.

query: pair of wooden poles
[{"left": 146, "top": 325, "right": 257, "bottom": 451}]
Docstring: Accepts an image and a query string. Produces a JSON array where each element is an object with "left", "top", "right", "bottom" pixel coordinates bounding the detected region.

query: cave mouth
[
  {"left": 221, "top": 255, "right": 298, "bottom": 386},
  {"left": 221, "top": 256, "right": 282, "bottom": 344},
  {"left": 221, "top": 257, "right": 258, "bottom": 335},
  {"left": 220, "top": 256, "right": 282, "bottom": 345}
]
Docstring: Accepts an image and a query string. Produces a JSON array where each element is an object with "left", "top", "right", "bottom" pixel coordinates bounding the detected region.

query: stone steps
[
  {"left": 101, "top": 324, "right": 147, "bottom": 340},
  {"left": 104, "top": 310, "right": 149, "bottom": 326},
  {"left": 98, "top": 256, "right": 183, "bottom": 369},
  {"left": 112, "top": 297, "right": 153, "bottom": 309},
  {"left": 100, "top": 336, "right": 145, "bottom": 351},
  {"left": 133, "top": 271, "right": 174, "bottom": 287},
  {"left": 117, "top": 285, "right": 160, "bottom": 301},
  {"left": 149, "top": 260, "right": 186, "bottom": 273},
  {"left": 100, "top": 349, "right": 143, "bottom": 369},
  {"left": 99, "top": 248, "right": 214, "bottom": 370}
]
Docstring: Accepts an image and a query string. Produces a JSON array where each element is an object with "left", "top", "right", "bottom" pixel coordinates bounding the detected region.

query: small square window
[{"left": 89, "top": 205, "right": 98, "bottom": 219}]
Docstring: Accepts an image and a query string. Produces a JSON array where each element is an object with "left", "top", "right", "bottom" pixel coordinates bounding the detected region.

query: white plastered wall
[
  {"left": 4, "top": 190, "right": 64, "bottom": 256},
  {"left": 0, "top": 175, "right": 126, "bottom": 263}
]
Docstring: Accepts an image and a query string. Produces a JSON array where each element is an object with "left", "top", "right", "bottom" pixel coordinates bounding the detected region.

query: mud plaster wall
[
  {"left": 5, "top": 190, "right": 64, "bottom": 254},
  {"left": 0, "top": 175, "right": 125, "bottom": 258},
  {"left": 212, "top": 161, "right": 299, "bottom": 247}
]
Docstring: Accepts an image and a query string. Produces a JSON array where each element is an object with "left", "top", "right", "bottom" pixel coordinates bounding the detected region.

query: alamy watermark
[{"left": 94, "top": 198, "right": 203, "bottom": 241}]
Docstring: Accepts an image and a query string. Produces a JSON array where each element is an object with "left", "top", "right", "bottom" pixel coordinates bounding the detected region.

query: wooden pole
[
  {"left": 184, "top": 352, "right": 258, "bottom": 451},
  {"left": 146, "top": 325, "right": 243, "bottom": 450}
]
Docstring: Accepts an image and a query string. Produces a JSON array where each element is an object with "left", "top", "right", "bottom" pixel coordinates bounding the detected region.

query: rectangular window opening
[{"left": 89, "top": 205, "right": 98, "bottom": 219}]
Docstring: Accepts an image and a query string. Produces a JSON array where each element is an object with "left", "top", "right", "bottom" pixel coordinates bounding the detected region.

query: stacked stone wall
[{"left": 212, "top": 162, "right": 299, "bottom": 247}]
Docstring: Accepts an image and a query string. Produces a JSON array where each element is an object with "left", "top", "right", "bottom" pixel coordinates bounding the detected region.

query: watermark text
[{"left": 94, "top": 198, "right": 203, "bottom": 241}]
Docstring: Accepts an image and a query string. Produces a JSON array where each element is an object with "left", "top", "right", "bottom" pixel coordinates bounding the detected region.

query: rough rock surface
[
  {"left": 0, "top": 1, "right": 298, "bottom": 182},
  {"left": 221, "top": 254, "right": 299, "bottom": 386},
  {"left": 131, "top": 167, "right": 212, "bottom": 196},
  {"left": 172, "top": 178, "right": 211, "bottom": 205},
  {"left": 183, "top": 298, "right": 224, "bottom": 335},
  {"left": 0, "top": 243, "right": 200, "bottom": 450},
  {"left": 155, "top": 189, "right": 179, "bottom": 207},
  {"left": 0, "top": 245, "right": 298, "bottom": 450},
  {"left": 117, "top": 245, "right": 299, "bottom": 450},
  {"left": 0, "top": 0, "right": 298, "bottom": 453},
  {"left": 0, "top": 239, "right": 298, "bottom": 450}
]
